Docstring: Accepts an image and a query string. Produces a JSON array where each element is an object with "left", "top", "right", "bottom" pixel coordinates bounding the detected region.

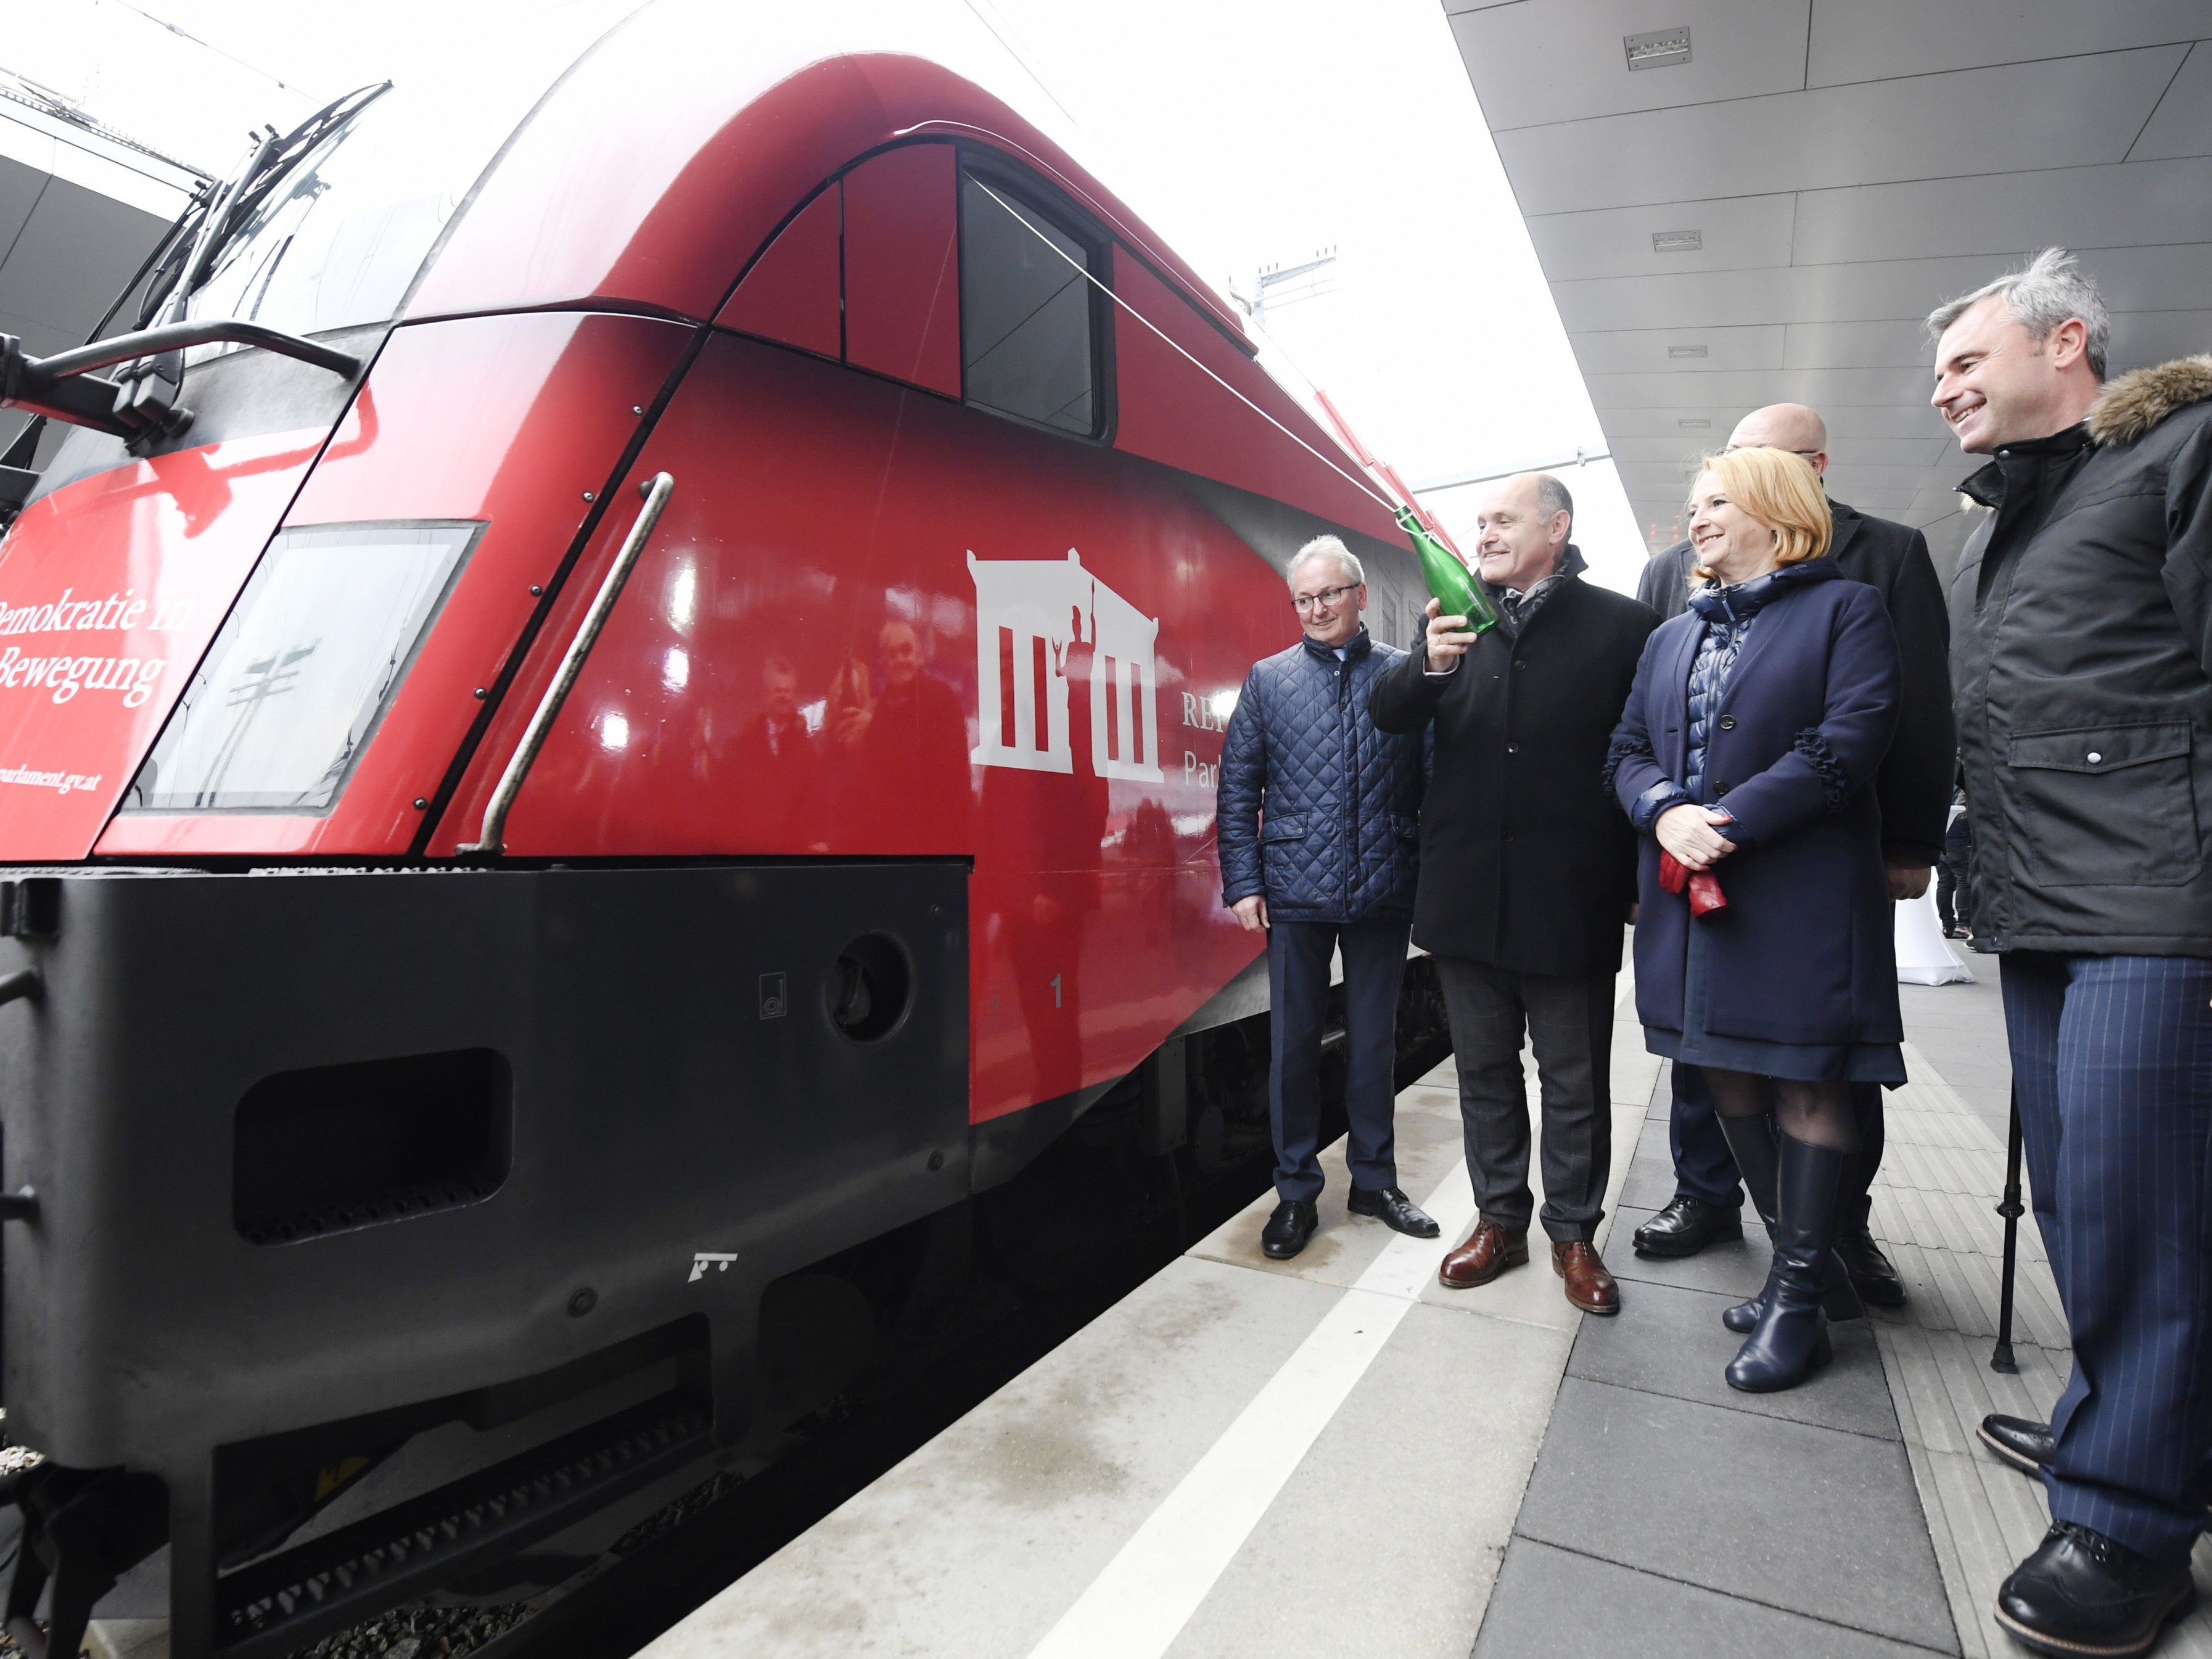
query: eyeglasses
[
  {"left": 1722, "top": 445, "right": 1823, "bottom": 459},
  {"left": 1293, "top": 583, "right": 1359, "bottom": 612}
]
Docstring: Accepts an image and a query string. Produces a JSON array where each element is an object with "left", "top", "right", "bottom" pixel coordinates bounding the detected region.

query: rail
[{"left": 460, "top": 472, "right": 676, "bottom": 855}]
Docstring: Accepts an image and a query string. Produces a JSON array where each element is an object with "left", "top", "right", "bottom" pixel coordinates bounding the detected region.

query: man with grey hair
[
  {"left": 1373, "top": 474, "right": 1659, "bottom": 1316},
  {"left": 1932, "top": 246, "right": 2212, "bottom": 1657},
  {"left": 1217, "top": 534, "right": 1436, "bottom": 1259}
]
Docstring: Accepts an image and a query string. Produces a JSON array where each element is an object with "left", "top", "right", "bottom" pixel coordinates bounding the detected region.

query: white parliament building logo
[{"left": 968, "top": 550, "right": 1161, "bottom": 783}]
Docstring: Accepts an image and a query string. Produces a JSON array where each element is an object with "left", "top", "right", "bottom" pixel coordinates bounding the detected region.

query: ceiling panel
[
  {"left": 0, "top": 304, "right": 71, "bottom": 358},
  {"left": 1823, "top": 487, "right": 1918, "bottom": 515},
  {"left": 1586, "top": 364, "right": 1931, "bottom": 409},
  {"left": 0, "top": 176, "right": 167, "bottom": 336},
  {"left": 1526, "top": 193, "right": 1796, "bottom": 282},
  {"left": 1595, "top": 402, "right": 1949, "bottom": 441},
  {"left": 2111, "top": 310, "right": 2212, "bottom": 371},
  {"left": 1821, "top": 463, "right": 1943, "bottom": 494},
  {"left": 1495, "top": 48, "right": 2186, "bottom": 215},
  {"left": 1610, "top": 432, "right": 1746, "bottom": 465},
  {"left": 1616, "top": 459, "right": 1713, "bottom": 492},
  {"left": 1782, "top": 319, "right": 1931, "bottom": 369},
  {"left": 1791, "top": 157, "right": 2212, "bottom": 266},
  {"left": 1568, "top": 324, "right": 1785, "bottom": 375},
  {"left": 0, "top": 156, "right": 45, "bottom": 264},
  {"left": 1553, "top": 256, "right": 2002, "bottom": 332},
  {"left": 2082, "top": 243, "right": 2212, "bottom": 313},
  {"left": 2132, "top": 41, "right": 2212, "bottom": 161},
  {"left": 1450, "top": 0, "right": 1807, "bottom": 133},
  {"left": 1807, "top": 1, "right": 2205, "bottom": 85}
]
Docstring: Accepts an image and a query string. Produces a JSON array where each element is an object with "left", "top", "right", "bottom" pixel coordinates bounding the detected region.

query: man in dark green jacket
[{"left": 1933, "top": 247, "right": 2212, "bottom": 1659}]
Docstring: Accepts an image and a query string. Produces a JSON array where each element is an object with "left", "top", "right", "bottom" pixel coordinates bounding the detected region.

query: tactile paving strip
[{"left": 1870, "top": 1046, "right": 2212, "bottom": 1658}]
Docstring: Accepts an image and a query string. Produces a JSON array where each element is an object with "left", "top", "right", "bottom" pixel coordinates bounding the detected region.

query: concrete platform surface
[
  {"left": 643, "top": 983, "right": 1655, "bottom": 1659},
  {"left": 642, "top": 961, "right": 2212, "bottom": 1659}
]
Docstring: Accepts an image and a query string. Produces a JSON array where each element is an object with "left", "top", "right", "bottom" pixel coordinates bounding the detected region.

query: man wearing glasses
[
  {"left": 1218, "top": 537, "right": 1437, "bottom": 1259},
  {"left": 1630, "top": 404, "right": 1955, "bottom": 1311}
]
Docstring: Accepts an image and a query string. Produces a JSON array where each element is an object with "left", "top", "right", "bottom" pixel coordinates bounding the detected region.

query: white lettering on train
[{"left": 0, "top": 647, "right": 166, "bottom": 707}]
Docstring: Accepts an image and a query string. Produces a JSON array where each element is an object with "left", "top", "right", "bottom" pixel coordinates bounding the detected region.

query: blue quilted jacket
[{"left": 1217, "top": 629, "right": 1426, "bottom": 923}]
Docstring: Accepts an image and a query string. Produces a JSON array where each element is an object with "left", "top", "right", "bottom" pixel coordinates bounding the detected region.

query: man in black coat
[
  {"left": 1372, "top": 473, "right": 1658, "bottom": 1316},
  {"left": 1630, "top": 403, "right": 1954, "bottom": 1309},
  {"left": 1931, "top": 249, "right": 2212, "bottom": 1656}
]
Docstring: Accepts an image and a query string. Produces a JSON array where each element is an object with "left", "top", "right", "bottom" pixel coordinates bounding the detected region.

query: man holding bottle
[{"left": 1372, "top": 474, "right": 1659, "bottom": 1314}]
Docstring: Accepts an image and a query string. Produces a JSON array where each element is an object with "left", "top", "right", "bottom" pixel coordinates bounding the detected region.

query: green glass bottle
[{"left": 1397, "top": 505, "right": 1499, "bottom": 635}]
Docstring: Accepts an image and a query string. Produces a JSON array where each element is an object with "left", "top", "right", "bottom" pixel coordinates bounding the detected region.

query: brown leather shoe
[
  {"left": 1553, "top": 1241, "right": 1620, "bottom": 1315},
  {"left": 1438, "top": 1220, "right": 1529, "bottom": 1289}
]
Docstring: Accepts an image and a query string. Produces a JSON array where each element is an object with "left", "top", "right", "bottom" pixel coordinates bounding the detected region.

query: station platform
[{"left": 643, "top": 968, "right": 2212, "bottom": 1659}]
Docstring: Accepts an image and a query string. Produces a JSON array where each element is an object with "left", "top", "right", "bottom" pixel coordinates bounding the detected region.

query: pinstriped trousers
[{"left": 2001, "top": 952, "right": 2212, "bottom": 1563}]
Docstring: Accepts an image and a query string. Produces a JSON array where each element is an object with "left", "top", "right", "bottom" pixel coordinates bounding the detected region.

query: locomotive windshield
[{"left": 171, "top": 73, "right": 551, "bottom": 344}]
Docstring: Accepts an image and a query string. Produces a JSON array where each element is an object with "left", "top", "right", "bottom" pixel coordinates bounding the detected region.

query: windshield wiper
[
  {"left": 0, "top": 81, "right": 389, "bottom": 517},
  {"left": 93, "top": 81, "right": 393, "bottom": 450}
]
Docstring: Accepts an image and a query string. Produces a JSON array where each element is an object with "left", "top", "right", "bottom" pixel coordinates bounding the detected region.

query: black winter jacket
[
  {"left": 1370, "top": 550, "right": 1659, "bottom": 976},
  {"left": 1638, "top": 498, "right": 1954, "bottom": 865},
  {"left": 1950, "top": 353, "right": 2212, "bottom": 955},
  {"left": 1217, "top": 628, "right": 1426, "bottom": 923}
]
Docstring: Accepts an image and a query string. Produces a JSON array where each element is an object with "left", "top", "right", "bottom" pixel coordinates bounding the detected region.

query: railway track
[{"left": 285, "top": 1140, "right": 1281, "bottom": 1659}]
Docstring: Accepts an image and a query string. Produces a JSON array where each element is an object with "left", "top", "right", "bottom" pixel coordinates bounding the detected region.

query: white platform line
[{"left": 1026, "top": 1164, "right": 1479, "bottom": 1659}]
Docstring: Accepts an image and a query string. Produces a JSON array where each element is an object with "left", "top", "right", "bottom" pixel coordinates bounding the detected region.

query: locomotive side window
[
  {"left": 127, "top": 521, "right": 480, "bottom": 813},
  {"left": 959, "top": 173, "right": 1103, "bottom": 437}
]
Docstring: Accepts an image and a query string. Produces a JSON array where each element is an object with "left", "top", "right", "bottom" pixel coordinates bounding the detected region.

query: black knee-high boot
[
  {"left": 1725, "top": 1134, "right": 1850, "bottom": 1393},
  {"left": 1716, "top": 1113, "right": 1780, "bottom": 1333},
  {"left": 1716, "top": 1114, "right": 1863, "bottom": 1332}
]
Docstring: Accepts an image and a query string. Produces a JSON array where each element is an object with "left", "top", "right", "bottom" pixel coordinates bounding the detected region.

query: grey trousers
[{"left": 1434, "top": 957, "right": 1614, "bottom": 1243}]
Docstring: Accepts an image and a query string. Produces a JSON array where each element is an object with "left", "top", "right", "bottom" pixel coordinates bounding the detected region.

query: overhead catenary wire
[{"left": 968, "top": 179, "right": 1407, "bottom": 524}]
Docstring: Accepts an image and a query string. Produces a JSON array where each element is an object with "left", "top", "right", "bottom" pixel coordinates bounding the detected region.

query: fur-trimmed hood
[{"left": 2087, "top": 353, "right": 2212, "bottom": 447}]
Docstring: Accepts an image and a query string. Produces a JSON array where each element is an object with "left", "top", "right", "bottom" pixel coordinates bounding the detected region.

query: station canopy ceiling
[
  {"left": 1444, "top": 1, "right": 2212, "bottom": 575},
  {"left": 0, "top": 83, "right": 198, "bottom": 456}
]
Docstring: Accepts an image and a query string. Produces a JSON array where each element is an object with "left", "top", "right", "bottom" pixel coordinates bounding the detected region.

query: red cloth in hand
[{"left": 1658, "top": 850, "right": 1729, "bottom": 916}]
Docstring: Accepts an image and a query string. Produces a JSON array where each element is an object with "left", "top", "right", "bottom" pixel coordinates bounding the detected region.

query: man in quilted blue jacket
[{"left": 1218, "top": 536, "right": 1437, "bottom": 1260}]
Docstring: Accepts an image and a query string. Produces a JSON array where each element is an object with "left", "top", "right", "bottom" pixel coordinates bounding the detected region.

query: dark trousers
[
  {"left": 1669, "top": 1070, "right": 1887, "bottom": 1221},
  {"left": 1434, "top": 957, "right": 1613, "bottom": 1243},
  {"left": 2002, "top": 951, "right": 2212, "bottom": 1564},
  {"left": 1267, "top": 918, "right": 1410, "bottom": 1203}
]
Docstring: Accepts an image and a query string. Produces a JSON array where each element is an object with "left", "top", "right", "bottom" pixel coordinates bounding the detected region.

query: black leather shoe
[
  {"left": 1996, "top": 1522, "right": 2196, "bottom": 1657},
  {"left": 1632, "top": 1195, "right": 1743, "bottom": 1258},
  {"left": 1836, "top": 1196, "right": 1908, "bottom": 1307},
  {"left": 1347, "top": 1185, "right": 1439, "bottom": 1238},
  {"left": 1260, "top": 1200, "right": 1318, "bottom": 1259},
  {"left": 1980, "top": 1414, "right": 2055, "bottom": 1477}
]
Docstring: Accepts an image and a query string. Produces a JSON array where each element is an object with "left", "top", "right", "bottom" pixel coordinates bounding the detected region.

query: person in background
[
  {"left": 730, "top": 657, "right": 820, "bottom": 846},
  {"left": 1936, "top": 782, "right": 1972, "bottom": 939},
  {"left": 1630, "top": 402, "right": 1951, "bottom": 1319},
  {"left": 1217, "top": 537, "right": 1436, "bottom": 1261},
  {"left": 1608, "top": 447, "right": 1902, "bottom": 1393},
  {"left": 1931, "top": 247, "right": 2212, "bottom": 1659},
  {"left": 1371, "top": 473, "right": 1658, "bottom": 1317}
]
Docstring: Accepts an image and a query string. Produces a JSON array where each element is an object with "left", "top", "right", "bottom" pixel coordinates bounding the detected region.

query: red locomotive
[{"left": 0, "top": 6, "right": 1444, "bottom": 1655}]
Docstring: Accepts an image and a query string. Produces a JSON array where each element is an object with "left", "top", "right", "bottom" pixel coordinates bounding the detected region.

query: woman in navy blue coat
[{"left": 1607, "top": 447, "right": 1902, "bottom": 1393}]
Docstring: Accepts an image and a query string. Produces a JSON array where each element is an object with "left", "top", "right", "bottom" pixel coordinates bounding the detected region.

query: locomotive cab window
[{"left": 959, "top": 171, "right": 1104, "bottom": 437}]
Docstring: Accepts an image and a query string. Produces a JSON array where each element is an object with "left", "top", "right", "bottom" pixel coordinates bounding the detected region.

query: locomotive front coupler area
[{"left": 0, "top": 860, "right": 968, "bottom": 1659}]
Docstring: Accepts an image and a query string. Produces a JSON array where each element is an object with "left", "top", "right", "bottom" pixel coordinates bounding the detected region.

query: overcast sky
[{"left": 9, "top": 0, "right": 1651, "bottom": 589}]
